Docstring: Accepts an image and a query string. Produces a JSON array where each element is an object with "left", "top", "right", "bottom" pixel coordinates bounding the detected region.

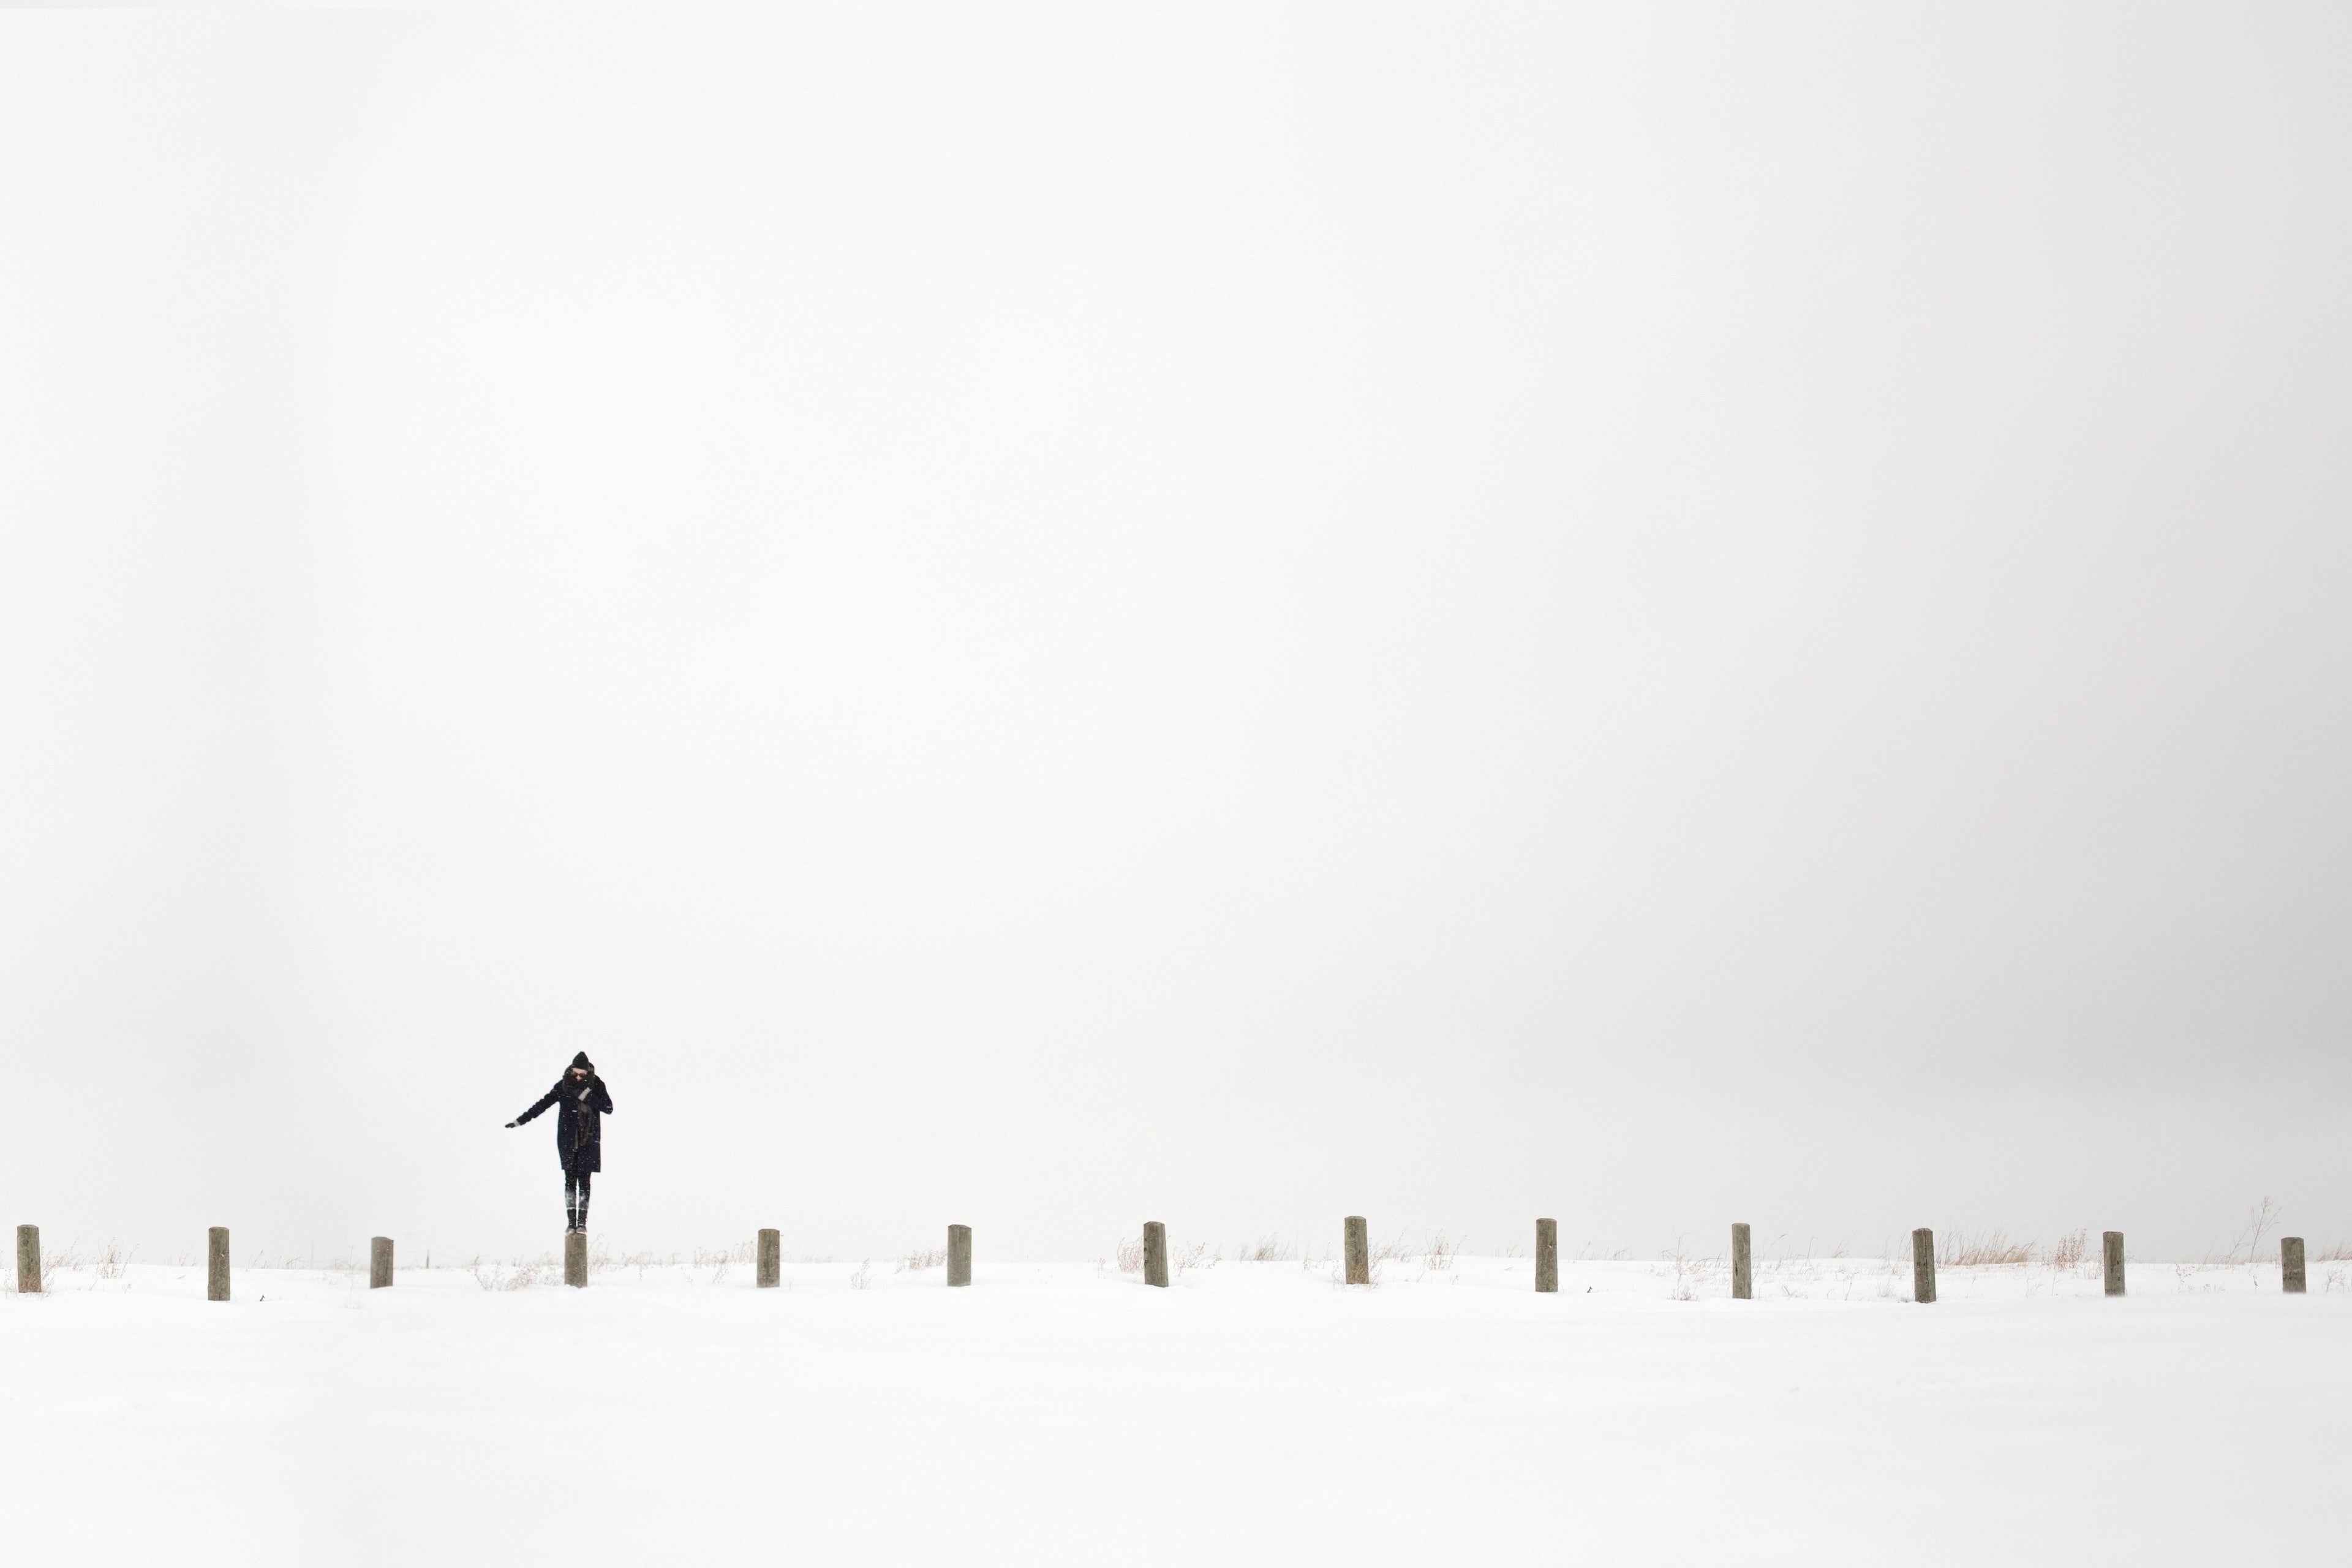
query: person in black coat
[{"left": 508, "top": 1052, "right": 614, "bottom": 1234}]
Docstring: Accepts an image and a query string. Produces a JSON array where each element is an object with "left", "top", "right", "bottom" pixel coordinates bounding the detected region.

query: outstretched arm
[{"left": 508, "top": 1084, "right": 562, "bottom": 1128}]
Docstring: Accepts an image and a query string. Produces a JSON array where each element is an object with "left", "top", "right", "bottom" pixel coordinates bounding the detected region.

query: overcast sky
[{"left": 3, "top": 7, "right": 2346, "bottom": 1265}]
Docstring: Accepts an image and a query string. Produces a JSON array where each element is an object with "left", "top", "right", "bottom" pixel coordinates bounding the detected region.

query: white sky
[{"left": 3, "top": 7, "right": 2347, "bottom": 1263}]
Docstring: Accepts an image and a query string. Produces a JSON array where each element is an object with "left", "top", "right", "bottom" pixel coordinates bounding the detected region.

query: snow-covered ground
[{"left": 4, "top": 1248, "right": 2345, "bottom": 1564}]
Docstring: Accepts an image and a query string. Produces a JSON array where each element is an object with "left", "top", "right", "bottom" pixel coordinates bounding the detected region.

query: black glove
[{"left": 505, "top": 1120, "right": 518, "bottom": 1128}]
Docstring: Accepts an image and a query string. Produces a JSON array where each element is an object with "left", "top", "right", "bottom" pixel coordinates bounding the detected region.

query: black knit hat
[{"left": 570, "top": 1051, "right": 594, "bottom": 1071}]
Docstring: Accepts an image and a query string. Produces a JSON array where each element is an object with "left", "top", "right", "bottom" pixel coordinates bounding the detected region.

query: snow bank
[{"left": 3, "top": 1251, "right": 2343, "bottom": 1564}]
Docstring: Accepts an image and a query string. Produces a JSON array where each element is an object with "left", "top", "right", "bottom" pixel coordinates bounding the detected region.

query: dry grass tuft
[
  {"left": 1939, "top": 1229, "right": 2038, "bottom": 1267},
  {"left": 1114, "top": 1236, "right": 1145, "bottom": 1275},
  {"left": 1237, "top": 1236, "right": 1294, "bottom": 1263},
  {"left": 2228, "top": 1197, "right": 2282, "bottom": 1267},
  {"left": 1657, "top": 1237, "right": 1717, "bottom": 1301},
  {"left": 2048, "top": 1229, "right": 2089, "bottom": 1272},
  {"left": 604, "top": 1248, "right": 674, "bottom": 1279},
  {"left": 466, "top": 1254, "right": 553, "bottom": 1291}
]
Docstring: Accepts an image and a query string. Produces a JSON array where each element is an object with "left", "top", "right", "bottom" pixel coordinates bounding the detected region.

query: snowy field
[{"left": 4, "top": 1246, "right": 2346, "bottom": 1566}]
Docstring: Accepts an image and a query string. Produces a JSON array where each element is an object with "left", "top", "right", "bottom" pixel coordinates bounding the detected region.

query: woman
[{"left": 508, "top": 1052, "right": 615, "bottom": 1234}]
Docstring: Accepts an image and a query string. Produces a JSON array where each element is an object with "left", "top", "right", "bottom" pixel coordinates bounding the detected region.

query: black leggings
[{"left": 565, "top": 1167, "right": 594, "bottom": 1231}]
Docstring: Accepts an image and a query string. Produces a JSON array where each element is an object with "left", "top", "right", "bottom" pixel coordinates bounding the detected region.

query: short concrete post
[
  {"left": 2281, "top": 1237, "right": 2307, "bottom": 1294},
  {"left": 1142, "top": 1221, "right": 1169, "bottom": 1287},
  {"left": 1732, "top": 1222, "right": 1752, "bottom": 1300},
  {"left": 1343, "top": 1215, "right": 1370, "bottom": 1285},
  {"left": 208, "top": 1227, "right": 231, "bottom": 1302},
  {"left": 2102, "top": 1231, "right": 2125, "bottom": 1296},
  {"left": 1911, "top": 1227, "right": 1936, "bottom": 1304},
  {"left": 370, "top": 1237, "right": 393, "bottom": 1289},
  {"left": 15, "top": 1224, "right": 39, "bottom": 1294},
  {"left": 1534, "top": 1218, "right": 1558, "bottom": 1292},
  {"left": 757, "top": 1229, "right": 780, "bottom": 1288},
  {"left": 946, "top": 1224, "right": 972, "bottom": 1287},
  {"left": 564, "top": 1231, "right": 587, "bottom": 1287}
]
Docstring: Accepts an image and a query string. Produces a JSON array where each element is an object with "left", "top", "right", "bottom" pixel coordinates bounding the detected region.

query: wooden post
[
  {"left": 946, "top": 1224, "right": 972, "bottom": 1287},
  {"left": 758, "top": 1228, "right": 780, "bottom": 1288},
  {"left": 2281, "top": 1237, "right": 2307, "bottom": 1294},
  {"left": 1142, "top": 1221, "right": 1169, "bottom": 1287},
  {"left": 208, "top": 1227, "right": 231, "bottom": 1302},
  {"left": 370, "top": 1237, "right": 394, "bottom": 1289},
  {"left": 1911, "top": 1227, "right": 1936, "bottom": 1304},
  {"left": 1534, "top": 1218, "right": 1558, "bottom": 1292},
  {"left": 1732, "top": 1222, "right": 1753, "bottom": 1300},
  {"left": 1343, "top": 1215, "right": 1370, "bottom": 1285},
  {"left": 2101, "top": 1231, "right": 2125, "bottom": 1296},
  {"left": 14, "top": 1224, "right": 37, "bottom": 1294},
  {"left": 564, "top": 1230, "right": 587, "bottom": 1287}
]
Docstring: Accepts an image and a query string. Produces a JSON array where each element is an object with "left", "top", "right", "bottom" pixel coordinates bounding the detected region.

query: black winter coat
[{"left": 516, "top": 1074, "right": 614, "bottom": 1172}]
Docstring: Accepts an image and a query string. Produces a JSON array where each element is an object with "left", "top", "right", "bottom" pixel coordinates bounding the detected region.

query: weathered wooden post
[
  {"left": 1732, "top": 1222, "right": 1753, "bottom": 1300},
  {"left": 1343, "top": 1215, "right": 1370, "bottom": 1285},
  {"left": 14, "top": 1224, "right": 38, "bottom": 1294},
  {"left": 563, "top": 1231, "right": 587, "bottom": 1287},
  {"left": 1142, "top": 1221, "right": 1169, "bottom": 1287},
  {"left": 1911, "top": 1227, "right": 1936, "bottom": 1304},
  {"left": 2101, "top": 1231, "right": 2125, "bottom": 1296},
  {"left": 2281, "top": 1237, "right": 2307, "bottom": 1294},
  {"left": 208, "top": 1227, "right": 231, "bottom": 1302},
  {"left": 1534, "top": 1218, "right": 1558, "bottom": 1293},
  {"left": 758, "top": 1228, "right": 780, "bottom": 1288},
  {"left": 370, "top": 1237, "right": 394, "bottom": 1289},
  {"left": 946, "top": 1224, "right": 972, "bottom": 1287}
]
